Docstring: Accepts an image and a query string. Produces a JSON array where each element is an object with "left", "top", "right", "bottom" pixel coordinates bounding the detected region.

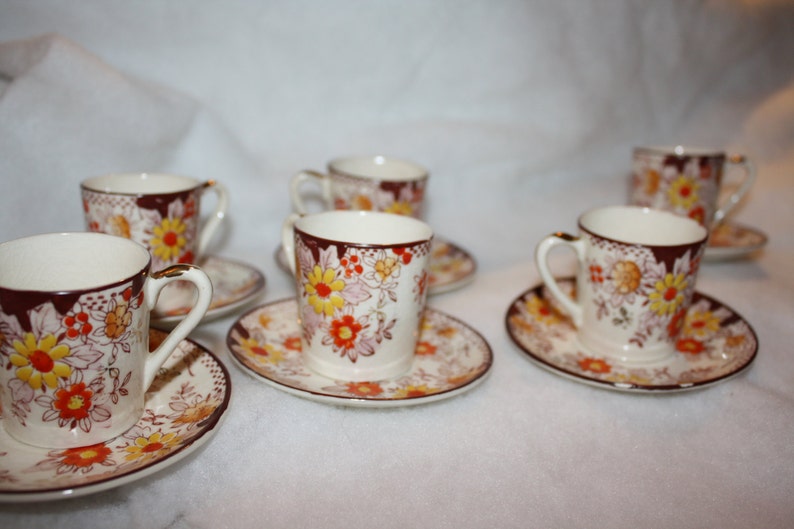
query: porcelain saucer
[
  {"left": 153, "top": 255, "right": 266, "bottom": 327},
  {"left": 704, "top": 221, "right": 768, "bottom": 261},
  {"left": 275, "top": 236, "right": 477, "bottom": 295},
  {"left": 0, "top": 330, "right": 231, "bottom": 503},
  {"left": 227, "top": 298, "right": 492, "bottom": 407},
  {"left": 505, "top": 279, "right": 758, "bottom": 393}
]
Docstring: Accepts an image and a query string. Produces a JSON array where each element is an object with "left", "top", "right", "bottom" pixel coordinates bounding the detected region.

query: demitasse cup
[
  {"left": 290, "top": 156, "right": 429, "bottom": 218},
  {"left": 81, "top": 173, "right": 229, "bottom": 270},
  {"left": 629, "top": 146, "right": 755, "bottom": 228},
  {"left": 535, "top": 206, "right": 708, "bottom": 364},
  {"left": 282, "top": 210, "right": 433, "bottom": 381},
  {"left": 0, "top": 232, "right": 213, "bottom": 448}
]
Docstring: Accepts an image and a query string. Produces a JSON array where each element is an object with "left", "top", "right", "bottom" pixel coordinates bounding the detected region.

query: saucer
[
  {"left": 227, "top": 298, "right": 492, "bottom": 407},
  {"left": 704, "top": 221, "right": 768, "bottom": 261},
  {"left": 152, "top": 255, "right": 266, "bottom": 327},
  {"left": 505, "top": 279, "right": 758, "bottom": 393},
  {"left": 275, "top": 236, "right": 476, "bottom": 295},
  {"left": 0, "top": 329, "right": 231, "bottom": 502}
]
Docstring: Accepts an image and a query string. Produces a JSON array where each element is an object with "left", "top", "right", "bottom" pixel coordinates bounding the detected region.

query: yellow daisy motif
[
  {"left": 667, "top": 175, "right": 701, "bottom": 210},
  {"left": 10, "top": 333, "right": 72, "bottom": 390},
  {"left": 149, "top": 217, "right": 188, "bottom": 262},
  {"left": 239, "top": 337, "right": 284, "bottom": 365},
  {"left": 683, "top": 310, "right": 721, "bottom": 338},
  {"left": 305, "top": 265, "right": 345, "bottom": 316},
  {"left": 524, "top": 295, "right": 562, "bottom": 326},
  {"left": 384, "top": 201, "right": 414, "bottom": 216},
  {"left": 649, "top": 273, "right": 688, "bottom": 317},
  {"left": 124, "top": 431, "right": 181, "bottom": 462}
]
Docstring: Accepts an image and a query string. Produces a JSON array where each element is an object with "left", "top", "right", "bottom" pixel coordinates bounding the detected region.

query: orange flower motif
[
  {"left": 643, "top": 169, "right": 661, "bottom": 195},
  {"left": 60, "top": 443, "right": 112, "bottom": 468},
  {"left": 578, "top": 357, "right": 611, "bottom": 374},
  {"left": 676, "top": 338, "right": 705, "bottom": 355},
  {"left": 329, "top": 315, "right": 362, "bottom": 350},
  {"left": 345, "top": 382, "right": 384, "bottom": 397},
  {"left": 53, "top": 382, "right": 93, "bottom": 421},
  {"left": 725, "top": 335, "right": 746, "bottom": 348},
  {"left": 415, "top": 341, "right": 437, "bottom": 356},
  {"left": 283, "top": 336, "right": 302, "bottom": 351},
  {"left": 351, "top": 195, "right": 373, "bottom": 211}
]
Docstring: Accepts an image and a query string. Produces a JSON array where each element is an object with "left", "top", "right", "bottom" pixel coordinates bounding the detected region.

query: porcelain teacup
[
  {"left": 535, "top": 206, "right": 708, "bottom": 364},
  {"left": 629, "top": 145, "right": 755, "bottom": 228},
  {"left": 282, "top": 210, "right": 433, "bottom": 381},
  {"left": 0, "top": 232, "right": 213, "bottom": 448},
  {"left": 290, "top": 156, "right": 429, "bottom": 218},
  {"left": 81, "top": 172, "right": 229, "bottom": 270}
]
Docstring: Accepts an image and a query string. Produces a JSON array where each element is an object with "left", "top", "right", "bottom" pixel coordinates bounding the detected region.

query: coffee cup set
[
  {"left": 0, "top": 147, "right": 760, "bottom": 501},
  {"left": 508, "top": 145, "right": 759, "bottom": 392}
]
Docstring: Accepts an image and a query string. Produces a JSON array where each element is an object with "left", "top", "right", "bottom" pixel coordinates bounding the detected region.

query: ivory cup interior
[
  {"left": 0, "top": 232, "right": 150, "bottom": 291},
  {"left": 330, "top": 156, "right": 427, "bottom": 181},
  {"left": 580, "top": 206, "right": 708, "bottom": 246},
  {"left": 82, "top": 172, "right": 201, "bottom": 194},
  {"left": 295, "top": 210, "right": 433, "bottom": 246}
]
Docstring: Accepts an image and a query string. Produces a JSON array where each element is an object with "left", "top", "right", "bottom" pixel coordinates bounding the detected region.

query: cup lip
[
  {"left": 294, "top": 210, "right": 433, "bottom": 249},
  {"left": 327, "top": 155, "right": 428, "bottom": 182},
  {"left": 0, "top": 232, "right": 152, "bottom": 294},
  {"left": 578, "top": 206, "right": 709, "bottom": 247},
  {"left": 634, "top": 145, "right": 726, "bottom": 159},
  {"left": 81, "top": 172, "right": 204, "bottom": 196}
]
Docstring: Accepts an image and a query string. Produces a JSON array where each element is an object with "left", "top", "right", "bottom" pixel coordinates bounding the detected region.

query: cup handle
[
  {"left": 281, "top": 213, "right": 302, "bottom": 276},
  {"left": 534, "top": 232, "right": 586, "bottom": 327},
  {"left": 197, "top": 180, "right": 229, "bottom": 256},
  {"left": 290, "top": 170, "right": 332, "bottom": 214},
  {"left": 713, "top": 154, "right": 755, "bottom": 225},
  {"left": 141, "top": 264, "right": 213, "bottom": 389}
]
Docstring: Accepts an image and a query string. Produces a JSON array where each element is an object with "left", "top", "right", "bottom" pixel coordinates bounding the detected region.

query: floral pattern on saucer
[
  {"left": 506, "top": 279, "right": 757, "bottom": 392},
  {"left": 704, "top": 222, "right": 768, "bottom": 260},
  {"left": 227, "top": 298, "right": 492, "bottom": 407},
  {"left": 153, "top": 255, "right": 265, "bottom": 326},
  {"left": 0, "top": 329, "right": 231, "bottom": 502},
  {"left": 427, "top": 238, "right": 477, "bottom": 294}
]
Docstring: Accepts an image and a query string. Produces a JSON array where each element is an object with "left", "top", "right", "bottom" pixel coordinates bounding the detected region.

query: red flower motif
[
  {"left": 283, "top": 336, "right": 302, "bottom": 351},
  {"left": 64, "top": 311, "right": 93, "bottom": 339},
  {"left": 53, "top": 382, "right": 94, "bottom": 421},
  {"left": 589, "top": 265, "right": 604, "bottom": 283},
  {"left": 415, "top": 341, "right": 437, "bottom": 356},
  {"left": 345, "top": 382, "right": 384, "bottom": 397},
  {"left": 329, "top": 315, "right": 363, "bottom": 350},
  {"left": 393, "top": 247, "right": 413, "bottom": 264},
  {"left": 667, "top": 308, "right": 687, "bottom": 338},
  {"left": 676, "top": 338, "right": 705, "bottom": 355},
  {"left": 578, "top": 357, "right": 611, "bottom": 374},
  {"left": 60, "top": 443, "right": 112, "bottom": 468}
]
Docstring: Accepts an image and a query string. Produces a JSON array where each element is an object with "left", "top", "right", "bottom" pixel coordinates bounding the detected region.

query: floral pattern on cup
[
  {"left": 329, "top": 171, "right": 426, "bottom": 218},
  {"left": 631, "top": 151, "right": 724, "bottom": 226},
  {"left": 0, "top": 281, "right": 145, "bottom": 437},
  {"left": 294, "top": 235, "right": 431, "bottom": 365},
  {"left": 82, "top": 188, "right": 200, "bottom": 270},
  {"left": 583, "top": 232, "right": 704, "bottom": 351},
  {"left": 0, "top": 330, "right": 230, "bottom": 499}
]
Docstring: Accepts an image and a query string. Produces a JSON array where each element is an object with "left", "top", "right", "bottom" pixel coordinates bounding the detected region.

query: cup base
[
  {"left": 576, "top": 333, "right": 675, "bottom": 365},
  {"left": 1, "top": 404, "right": 144, "bottom": 449},
  {"left": 304, "top": 352, "right": 414, "bottom": 382}
]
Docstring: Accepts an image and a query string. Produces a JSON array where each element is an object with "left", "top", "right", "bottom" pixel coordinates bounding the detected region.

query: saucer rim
[
  {"left": 704, "top": 221, "right": 768, "bottom": 261},
  {"left": 505, "top": 279, "right": 758, "bottom": 393},
  {"left": 0, "top": 330, "right": 232, "bottom": 503},
  {"left": 152, "top": 254, "right": 266, "bottom": 326},
  {"left": 226, "top": 298, "right": 493, "bottom": 408}
]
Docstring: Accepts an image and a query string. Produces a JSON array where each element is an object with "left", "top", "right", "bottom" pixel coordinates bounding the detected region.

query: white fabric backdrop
[{"left": 1, "top": 1, "right": 793, "bottom": 528}]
